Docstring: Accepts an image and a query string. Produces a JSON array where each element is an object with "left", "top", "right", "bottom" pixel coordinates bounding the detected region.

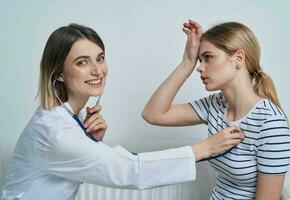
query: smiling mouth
[{"left": 85, "top": 78, "right": 102, "bottom": 85}]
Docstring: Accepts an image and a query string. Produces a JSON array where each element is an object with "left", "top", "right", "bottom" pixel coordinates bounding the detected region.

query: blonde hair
[
  {"left": 37, "top": 23, "right": 105, "bottom": 110},
  {"left": 202, "top": 22, "right": 281, "bottom": 108}
]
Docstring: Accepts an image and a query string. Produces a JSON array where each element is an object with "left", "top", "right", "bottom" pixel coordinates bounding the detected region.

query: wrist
[
  {"left": 179, "top": 60, "right": 196, "bottom": 77},
  {"left": 181, "top": 58, "right": 196, "bottom": 68},
  {"left": 191, "top": 141, "right": 210, "bottom": 161},
  {"left": 180, "top": 59, "right": 197, "bottom": 75}
]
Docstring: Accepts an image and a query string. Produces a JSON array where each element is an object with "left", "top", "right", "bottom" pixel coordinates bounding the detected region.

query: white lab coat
[{"left": 2, "top": 103, "right": 196, "bottom": 200}]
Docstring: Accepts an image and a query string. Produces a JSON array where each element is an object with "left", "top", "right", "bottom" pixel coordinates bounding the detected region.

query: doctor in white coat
[{"left": 2, "top": 23, "right": 244, "bottom": 200}]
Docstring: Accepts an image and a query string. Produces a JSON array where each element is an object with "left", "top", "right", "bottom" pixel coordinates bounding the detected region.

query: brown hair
[
  {"left": 37, "top": 23, "right": 105, "bottom": 109},
  {"left": 202, "top": 22, "right": 281, "bottom": 108}
]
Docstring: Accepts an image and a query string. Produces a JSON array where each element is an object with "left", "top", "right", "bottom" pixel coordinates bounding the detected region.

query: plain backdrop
[{"left": 0, "top": 0, "right": 289, "bottom": 153}]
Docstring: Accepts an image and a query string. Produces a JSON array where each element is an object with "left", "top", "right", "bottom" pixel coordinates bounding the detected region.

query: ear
[
  {"left": 56, "top": 73, "right": 64, "bottom": 82},
  {"left": 233, "top": 50, "right": 245, "bottom": 69}
]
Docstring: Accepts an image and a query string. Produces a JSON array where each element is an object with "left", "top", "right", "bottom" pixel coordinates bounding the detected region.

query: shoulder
[
  {"left": 255, "top": 99, "right": 285, "bottom": 118},
  {"left": 25, "top": 106, "right": 71, "bottom": 143},
  {"left": 204, "top": 92, "right": 226, "bottom": 110},
  {"left": 257, "top": 100, "right": 290, "bottom": 138},
  {"left": 257, "top": 100, "right": 288, "bottom": 128},
  {"left": 190, "top": 92, "right": 225, "bottom": 115},
  {"left": 33, "top": 107, "right": 64, "bottom": 132},
  {"left": 193, "top": 92, "right": 223, "bottom": 105}
]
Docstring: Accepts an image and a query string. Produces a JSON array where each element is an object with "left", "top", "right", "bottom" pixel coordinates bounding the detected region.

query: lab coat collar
[{"left": 54, "top": 102, "right": 83, "bottom": 126}]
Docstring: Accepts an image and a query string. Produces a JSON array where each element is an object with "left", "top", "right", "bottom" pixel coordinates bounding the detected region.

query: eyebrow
[
  {"left": 72, "top": 52, "right": 105, "bottom": 63},
  {"left": 199, "top": 51, "right": 212, "bottom": 59}
]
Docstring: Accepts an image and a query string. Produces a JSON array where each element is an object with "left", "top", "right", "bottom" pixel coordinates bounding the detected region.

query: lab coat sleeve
[{"left": 46, "top": 126, "right": 196, "bottom": 189}]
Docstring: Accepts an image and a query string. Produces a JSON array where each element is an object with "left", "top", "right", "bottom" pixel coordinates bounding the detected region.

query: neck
[
  {"left": 67, "top": 95, "right": 89, "bottom": 115},
  {"left": 222, "top": 72, "right": 261, "bottom": 121}
]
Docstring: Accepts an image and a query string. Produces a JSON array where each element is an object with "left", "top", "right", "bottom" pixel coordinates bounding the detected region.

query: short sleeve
[
  {"left": 189, "top": 94, "right": 217, "bottom": 124},
  {"left": 257, "top": 116, "right": 290, "bottom": 175}
]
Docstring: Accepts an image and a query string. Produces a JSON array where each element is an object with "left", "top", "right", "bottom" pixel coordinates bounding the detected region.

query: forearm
[
  {"left": 191, "top": 141, "right": 210, "bottom": 161},
  {"left": 142, "top": 61, "right": 195, "bottom": 119}
]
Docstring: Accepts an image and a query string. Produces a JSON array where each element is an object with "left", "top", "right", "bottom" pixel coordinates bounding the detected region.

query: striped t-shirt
[{"left": 190, "top": 92, "right": 290, "bottom": 200}]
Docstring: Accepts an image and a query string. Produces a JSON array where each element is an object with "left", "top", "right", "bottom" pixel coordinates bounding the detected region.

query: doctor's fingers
[
  {"left": 86, "top": 119, "right": 107, "bottom": 133},
  {"left": 86, "top": 105, "right": 102, "bottom": 115},
  {"left": 222, "top": 127, "right": 243, "bottom": 137},
  {"left": 223, "top": 127, "right": 244, "bottom": 140},
  {"left": 84, "top": 113, "right": 103, "bottom": 128},
  {"left": 227, "top": 131, "right": 244, "bottom": 140},
  {"left": 93, "top": 128, "right": 106, "bottom": 141},
  {"left": 227, "top": 138, "right": 244, "bottom": 146}
]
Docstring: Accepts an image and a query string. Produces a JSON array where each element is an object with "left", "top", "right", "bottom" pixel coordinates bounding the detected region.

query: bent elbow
[
  {"left": 141, "top": 111, "right": 156, "bottom": 125},
  {"left": 141, "top": 110, "right": 149, "bottom": 121}
]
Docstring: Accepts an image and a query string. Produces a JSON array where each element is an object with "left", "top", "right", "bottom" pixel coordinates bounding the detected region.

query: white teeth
[{"left": 86, "top": 79, "right": 101, "bottom": 85}]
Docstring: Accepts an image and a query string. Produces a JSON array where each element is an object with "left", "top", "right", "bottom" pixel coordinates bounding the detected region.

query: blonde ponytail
[{"left": 252, "top": 70, "right": 281, "bottom": 109}]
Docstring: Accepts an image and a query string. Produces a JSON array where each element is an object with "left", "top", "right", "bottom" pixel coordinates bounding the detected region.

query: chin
[
  {"left": 91, "top": 91, "right": 103, "bottom": 97},
  {"left": 205, "top": 85, "right": 219, "bottom": 91},
  {"left": 86, "top": 89, "right": 103, "bottom": 97}
]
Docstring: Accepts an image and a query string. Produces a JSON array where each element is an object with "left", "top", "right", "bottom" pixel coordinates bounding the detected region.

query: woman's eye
[
  {"left": 97, "top": 56, "right": 105, "bottom": 63},
  {"left": 204, "top": 55, "right": 212, "bottom": 62},
  {"left": 76, "top": 59, "right": 88, "bottom": 66}
]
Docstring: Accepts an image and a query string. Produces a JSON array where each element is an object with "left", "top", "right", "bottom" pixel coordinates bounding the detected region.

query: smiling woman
[
  {"left": 56, "top": 39, "right": 107, "bottom": 113},
  {"left": 1, "top": 23, "right": 244, "bottom": 200},
  {"left": 38, "top": 24, "right": 107, "bottom": 112}
]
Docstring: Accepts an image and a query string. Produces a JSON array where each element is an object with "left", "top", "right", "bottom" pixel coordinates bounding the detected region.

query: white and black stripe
[{"left": 190, "top": 93, "right": 290, "bottom": 200}]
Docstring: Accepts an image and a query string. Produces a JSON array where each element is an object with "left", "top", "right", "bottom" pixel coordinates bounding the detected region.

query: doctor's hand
[
  {"left": 84, "top": 105, "right": 107, "bottom": 141},
  {"left": 182, "top": 19, "right": 202, "bottom": 70},
  {"left": 192, "top": 126, "right": 244, "bottom": 161}
]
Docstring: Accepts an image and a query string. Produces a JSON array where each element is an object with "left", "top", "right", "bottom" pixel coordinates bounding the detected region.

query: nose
[
  {"left": 91, "top": 62, "right": 102, "bottom": 76},
  {"left": 196, "top": 63, "right": 205, "bottom": 74}
]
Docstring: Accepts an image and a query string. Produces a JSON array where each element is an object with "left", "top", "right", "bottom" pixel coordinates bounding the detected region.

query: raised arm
[{"left": 142, "top": 20, "right": 202, "bottom": 126}]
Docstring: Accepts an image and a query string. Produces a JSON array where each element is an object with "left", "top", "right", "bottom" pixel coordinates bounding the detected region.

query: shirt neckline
[{"left": 223, "top": 97, "right": 266, "bottom": 126}]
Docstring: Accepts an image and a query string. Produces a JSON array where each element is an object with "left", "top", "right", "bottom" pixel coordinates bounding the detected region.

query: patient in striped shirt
[
  {"left": 142, "top": 20, "right": 290, "bottom": 199},
  {"left": 191, "top": 93, "right": 290, "bottom": 199}
]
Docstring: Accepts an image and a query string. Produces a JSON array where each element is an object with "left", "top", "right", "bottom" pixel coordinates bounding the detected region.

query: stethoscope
[{"left": 53, "top": 79, "right": 101, "bottom": 142}]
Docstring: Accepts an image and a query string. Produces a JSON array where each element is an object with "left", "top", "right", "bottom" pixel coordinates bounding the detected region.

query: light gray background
[{"left": 1, "top": 0, "right": 289, "bottom": 152}]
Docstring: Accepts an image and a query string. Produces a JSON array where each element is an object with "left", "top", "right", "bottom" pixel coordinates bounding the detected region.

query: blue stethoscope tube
[
  {"left": 53, "top": 79, "right": 100, "bottom": 142},
  {"left": 62, "top": 104, "right": 99, "bottom": 142}
]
